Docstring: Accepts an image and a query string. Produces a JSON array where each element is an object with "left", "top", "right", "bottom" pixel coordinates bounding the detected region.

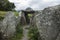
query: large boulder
[
  {"left": 36, "top": 5, "right": 60, "bottom": 40},
  {"left": 1, "top": 12, "right": 16, "bottom": 37}
]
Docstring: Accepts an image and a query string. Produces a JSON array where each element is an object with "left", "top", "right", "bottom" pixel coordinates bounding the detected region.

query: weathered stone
[
  {"left": 1, "top": 12, "right": 16, "bottom": 37},
  {"left": 35, "top": 5, "right": 60, "bottom": 40},
  {"left": 20, "top": 12, "right": 27, "bottom": 25},
  {"left": 56, "top": 33, "right": 60, "bottom": 40}
]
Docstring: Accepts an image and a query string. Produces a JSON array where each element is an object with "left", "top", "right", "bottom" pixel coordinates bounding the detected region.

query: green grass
[
  {"left": 0, "top": 11, "right": 19, "bottom": 17},
  {"left": 9, "top": 33, "right": 23, "bottom": 40},
  {"left": 28, "top": 26, "right": 40, "bottom": 40},
  {"left": 0, "top": 11, "right": 7, "bottom": 17},
  {"left": 13, "top": 11, "right": 19, "bottom": 16},
  {"left": 28, "top": 14, "right": 32, "bottom": 17},
  {"left": 9, "top": 24, "right": 23, "bottom": 40}
]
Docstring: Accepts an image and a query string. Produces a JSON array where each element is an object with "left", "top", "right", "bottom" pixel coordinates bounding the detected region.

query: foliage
[
  {"left": 28, "top": 26, "right": 40, "bottom": 40},
  {"left": 13, "top": 12, "right": 19, "bottom": 16},
  {"left": 26, "top": 7, "right": 33, "bottom": 11},
  {"left": 16, "top": 23, "right": 23, "bottom": 34},
  {"left": 0, "top": 16, "right": 4, "bottom": 21},
  {"left": 0, "top": 0, "right": 15, "bottom": 11},
  {"left": 9, "top": 23, "right": 23, "bottom": 40}
]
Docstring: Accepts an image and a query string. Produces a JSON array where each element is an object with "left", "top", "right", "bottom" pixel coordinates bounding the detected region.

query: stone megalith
[
  {"left": 36, "top": 5, "right": 60, "bottom": 40},
  {"left": 1, "top": 12, "right": 16, "bottom": 37},
  {"left": 20, "top": 11, "right": 27, "bottom": 25}
]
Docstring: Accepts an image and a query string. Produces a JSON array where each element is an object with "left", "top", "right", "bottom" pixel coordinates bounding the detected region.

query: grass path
[{"left": 21, "top": 25, "right": 29, "bottom": 40}]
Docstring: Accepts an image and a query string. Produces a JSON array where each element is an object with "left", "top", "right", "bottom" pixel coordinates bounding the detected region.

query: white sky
[{"left": 9, "top": 0, "right": 60, "bottom": 10}]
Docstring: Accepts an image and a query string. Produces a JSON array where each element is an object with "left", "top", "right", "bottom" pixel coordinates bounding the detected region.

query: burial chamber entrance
[{"left": 21, "top": 10, "right": 35, "bottom": 25}]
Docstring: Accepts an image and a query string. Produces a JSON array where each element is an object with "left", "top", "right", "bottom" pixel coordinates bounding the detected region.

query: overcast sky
[{"left": 9, "top": 0, "right": 60, "bottom": 10}]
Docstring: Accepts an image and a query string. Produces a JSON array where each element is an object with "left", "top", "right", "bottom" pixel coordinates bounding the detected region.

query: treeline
[{"left": 0, "top": 0, "right": 15, "bottom": 11}]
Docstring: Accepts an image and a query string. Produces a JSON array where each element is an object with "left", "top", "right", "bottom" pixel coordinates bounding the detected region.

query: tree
[
  {"left": 26, "top": 7, "right": 33, "bottom": 11},
  {"left": 0, "top": 0, "right": 15, "bottom": 11}
]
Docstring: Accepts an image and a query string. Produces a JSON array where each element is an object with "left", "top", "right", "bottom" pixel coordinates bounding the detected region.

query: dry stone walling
[{"left": 35, "top": 5, "right": 60, "bottom": 40}]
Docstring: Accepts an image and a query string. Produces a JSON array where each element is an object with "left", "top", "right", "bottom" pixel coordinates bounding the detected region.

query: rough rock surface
[
  {"left": 35, "top": 5, "right": 60, "bottom": 40},
  {"left": 16, "top": 12, "right": 22, "bottom": 25},
  {"left": 1, "top": 12, "right": 16, "bottom": 37},
  {"left": 20, "top": 12, "right": 26, "bottom": 25}
]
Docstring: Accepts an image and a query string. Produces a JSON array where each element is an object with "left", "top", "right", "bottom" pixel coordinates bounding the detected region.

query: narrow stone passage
[{"left": 21, "top": 25, "right": 29, "bottom": 40}]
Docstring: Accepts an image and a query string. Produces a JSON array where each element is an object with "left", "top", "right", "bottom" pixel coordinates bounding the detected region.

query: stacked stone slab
[{"left": 36, "top": 5, "right": 60, "bottom": 40}]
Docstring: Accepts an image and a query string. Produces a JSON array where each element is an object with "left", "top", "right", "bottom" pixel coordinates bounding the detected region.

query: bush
[{"left": 28, "top": 26, "right": 40, "bottom": 40}]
